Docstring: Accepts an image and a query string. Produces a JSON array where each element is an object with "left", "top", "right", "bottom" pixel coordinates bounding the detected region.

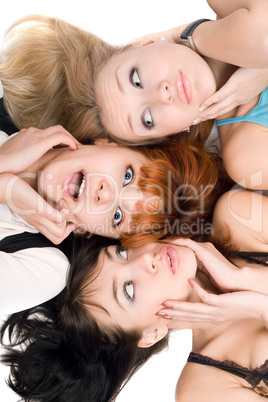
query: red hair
[{"left": 123, "top": 139, "right": 229, "bottom": 247}]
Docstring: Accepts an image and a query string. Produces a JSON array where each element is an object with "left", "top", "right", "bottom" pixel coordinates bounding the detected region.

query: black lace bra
[
  {"left": 236, "top": 251, "right": 268, "bottom": 267},
  {"left": 187, "top": 251, "right": 268, "bottom": 398},
  {"left": 188, "top": 352, "right": 268, "bottom": 397}
]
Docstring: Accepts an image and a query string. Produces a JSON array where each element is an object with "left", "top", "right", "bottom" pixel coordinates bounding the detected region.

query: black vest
[{"left": 0, "top": 231, "right": 72, "bottom": 257}]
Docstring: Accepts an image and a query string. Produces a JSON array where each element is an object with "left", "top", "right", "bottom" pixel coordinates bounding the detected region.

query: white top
[{"left": 0, "top": 130, "right": 69, "bottom": 315}]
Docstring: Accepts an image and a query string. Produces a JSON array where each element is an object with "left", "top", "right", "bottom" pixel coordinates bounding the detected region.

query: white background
[{"left": 0, "top": 1, "right": 215, "bottom": 401}]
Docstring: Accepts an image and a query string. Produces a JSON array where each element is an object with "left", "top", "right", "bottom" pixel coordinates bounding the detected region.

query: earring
[{"left": 182, "top": 127, "right": 190, "bottom": 133}]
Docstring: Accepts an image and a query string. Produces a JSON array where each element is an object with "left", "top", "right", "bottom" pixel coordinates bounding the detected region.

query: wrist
[
  {"left": 0, "top": 173, "right": 17, "bottom": 204},
  {"left": 238, "top": 266, "right": 258, "bottom": 291},
  {"left": 171, "top": 24, "right": 188, "bottom": 44},
  {"left": 0, "top": 154, "right": 8, "bottom": 174},
  {"left": 179, "top": 19, "right": 211, "bottom": 54}
]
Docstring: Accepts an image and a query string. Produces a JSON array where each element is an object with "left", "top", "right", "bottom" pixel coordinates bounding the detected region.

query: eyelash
[
  {"left": 113, "top": 165, "right": 135, "bottom": 228},
  {"left": 130, "top": 68, "right": 154, "bottom": 130},
  {"left": 130, "top": 68, "right": 142, "bottom": 88},
  {"left": 124, "top": 165, "right": 135, "bottom": 187},
  {"left": 123, "top": 281, "right": 134, "bottom": 301},
  {"left": 142, "top": 108, "right": 154, "bottom": 130},
  {"left": 116, "top": 246, "right": 134, "bottom": 301},
  {"left": 116, "top": 246, "right": 128, "bottom": 260}
]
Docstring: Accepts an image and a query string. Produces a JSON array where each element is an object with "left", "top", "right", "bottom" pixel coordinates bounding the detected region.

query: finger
[
  {"left": 167, "top": 238, "right": 222, "bottom": 268},
  {"left": 168, "top": 238, "right": 212, "bottom": 257},
  {"left": 190, "top": 280, "right": 214, "bottom": 304},
  {"left": 157, "top": 304, "right": 221, "bottom": 323},
  {"left": 58, "top": 223, "right": 77, "bottom": 243},
  {"left": 38, "top": 221, "right": 77, "bottom": 244},
  {"left": 199, "top": 84, "right": 236, "bottom": 110},
  {"left": 199, "top": 102, "right": 237, "bottom": 121},
  {"left": 38, "top": 203, "right": 71, "bottom": 226},
  {"left": 58, "top": 208, "right": 71, "bottom": 224},
  {"left": 45, "top": 125, "right": 81, "bottom": 150},
  {"left": 49, "top": 133, "right": 80, "bottom": 151},
  {"left": 191, "top": 281, "right": 230, "bottom": 309}
]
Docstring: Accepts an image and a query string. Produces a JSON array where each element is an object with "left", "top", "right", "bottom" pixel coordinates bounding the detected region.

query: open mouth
[
  {"left": 167, "top": 253, "right": 172, "bottom": 267},
  {"left": 67, "top": 171, "right": 86, "bottom": 199},
  {"left": 160, "top": 246, "right": 179, "bottom": 275}
]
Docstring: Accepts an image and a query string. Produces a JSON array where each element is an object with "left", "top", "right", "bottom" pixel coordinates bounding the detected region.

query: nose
[
  {"left": 136, "top": 252, "right": 158, "bottom": 274},
  {"left": 158, "top": 81, "right": 173, "bottom": 104},
  {"left": 95, "top": 180, "right": 114, "bottom": 206}
]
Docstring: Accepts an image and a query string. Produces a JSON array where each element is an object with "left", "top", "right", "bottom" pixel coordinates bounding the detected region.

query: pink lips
[
  {"left": 160, "top": 246, "right": 179, "bottom": 275},
  {"left": 63, "top": 171, "right": 91, "bottom": 200},
  {"left": 177, "top": 71, "right": 192, "bottom": 104}
]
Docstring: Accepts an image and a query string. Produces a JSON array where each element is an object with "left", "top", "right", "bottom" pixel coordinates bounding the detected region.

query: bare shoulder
[
  {"left": 207, "top": 0, "right": 268, "bottom": 17},
  {"left": 219, "top": 121, "right": 268, "bottom": 190},
  {"left": 175, "top": 362, "right": 263, "bottom": 402},
  {"left": 175, "top": 362, "right": 232, "bottom": 402},
  {"left": 212, "top": 189, "right": 268, "bottom": 251}
]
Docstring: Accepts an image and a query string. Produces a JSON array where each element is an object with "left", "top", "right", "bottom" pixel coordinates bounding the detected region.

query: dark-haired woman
[{"left": 2, "top": 186, "right": 268, "bottom": 401}]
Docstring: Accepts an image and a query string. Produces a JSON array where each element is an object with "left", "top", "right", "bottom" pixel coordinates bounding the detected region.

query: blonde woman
[{"left": 1, "top": 0, "right": 268, "bottom": 149}]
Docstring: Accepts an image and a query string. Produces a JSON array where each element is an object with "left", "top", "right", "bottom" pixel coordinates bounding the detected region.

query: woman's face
[
  {"left": 38, "top": 143, "right": 149, "bottom": 237},
  {"left": 89, "top": 242, "right": 197, "bottom": 334},
  {"left": 95, "top": 43, "right": 216, "bottom": 142}
]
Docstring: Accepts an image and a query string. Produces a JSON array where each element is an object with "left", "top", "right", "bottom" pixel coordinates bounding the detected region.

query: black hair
[{"left": 1, "top": 235, "right": 168, "bottom": 401}]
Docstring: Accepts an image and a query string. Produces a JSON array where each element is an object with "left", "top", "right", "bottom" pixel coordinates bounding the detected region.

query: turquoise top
[{"left": 216, "top": 87, "right": 268, "bottom": 128}]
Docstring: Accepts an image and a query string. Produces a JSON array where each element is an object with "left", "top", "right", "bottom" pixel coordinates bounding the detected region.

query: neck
[
  {"left": 166, "top": 270, "right": 267, "bottom": 366},
  {"left": 204, "top": 56, "right": 237, "bottom": 91},
  {"left": 167, "top": 270, "right": 220, "bottom": 334}
]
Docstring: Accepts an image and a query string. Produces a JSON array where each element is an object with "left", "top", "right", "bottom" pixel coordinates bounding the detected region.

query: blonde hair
[{"left": 0, "top": 15, "right": 126, "bottom": 143}]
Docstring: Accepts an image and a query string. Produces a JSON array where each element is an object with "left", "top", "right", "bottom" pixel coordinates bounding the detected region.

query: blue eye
[
  {"left": 123, "top": 166, "right": 134, "bottom": 186},
  {"left": 130, "top": 68, "right": 142, "bottom": 88},
  {"left": 113, "top": 207, "right": 123, "bottom": 226},
  {"left": 124, "top": 281, "right": 134, "bottom": 301}
]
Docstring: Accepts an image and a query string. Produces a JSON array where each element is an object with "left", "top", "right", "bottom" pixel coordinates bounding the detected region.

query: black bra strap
[{"left": 237, "top": 251, "right": 268, "bottom": 266}]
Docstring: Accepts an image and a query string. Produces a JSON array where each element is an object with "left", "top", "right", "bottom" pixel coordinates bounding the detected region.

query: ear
[
  {"left": 138, "top": 325, "right": 169, "bottom": 348},
  {"left": 94, "top": 139, "right": 117, "bottom": 146}
]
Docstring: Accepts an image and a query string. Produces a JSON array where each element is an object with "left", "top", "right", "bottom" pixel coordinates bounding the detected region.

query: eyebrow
[
  {"left": 115, "top": 68, "right": 135, "bottom": 136},
  {"left": 104, "top": 247, "right": 126, "bottom": 312},
  {"left": 113, "top": 279, "right": 126, "bottom": 312},
  {"left": 127, "top": 115, "right": 134, "bottom": 134},
  {"left": 116, "top": 69, "right": 124, "bottom": 93},
  {"left": 104, "top": 247, "right": 113, "bottom": 261}
]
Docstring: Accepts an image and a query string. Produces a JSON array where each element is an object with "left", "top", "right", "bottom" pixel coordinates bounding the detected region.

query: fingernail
[
  {"left": 199, "top": 106, "right": 206, "bottom": 112},
  {"left": 162, "top": 302, "right": 173, "bottom": 308},
  {"left": 188, "top": 279, "right": 194, "bottom": 288},
  {"left": 156, "top": 312, "right": 171, "bottom": 319},
  {"left": 156, "top": 311, "right": 166, "bottom": 316},
  {"left": 193, "top": 118, "right": 202, "bottom": 125},
  {"left": 156, "top": 311, "right": 168, "bottom": 316}
]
